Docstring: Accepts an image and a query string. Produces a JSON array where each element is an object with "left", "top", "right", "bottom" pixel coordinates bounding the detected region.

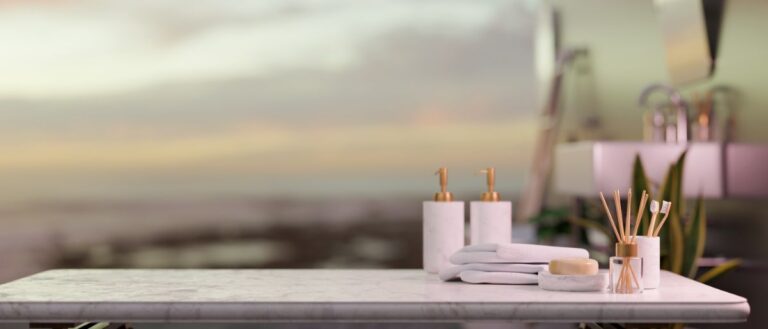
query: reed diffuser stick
[
  {"left": 613, "top": 191, "right": 625, "bottom": 242},
  {"left": 600, "top": 192, "right": 622, "bottom": 241},
  {"left": 617, "top": 262, "right": 626, "bottom": 292},
  {"left": 599, "top": 188, "right": 642, "bottom": 294},
  {"left": 625, "top": 189, "right": 632, "bottom": 243},
  {"left": 628, "top": 261, "right": 641, "bottom": 287}
]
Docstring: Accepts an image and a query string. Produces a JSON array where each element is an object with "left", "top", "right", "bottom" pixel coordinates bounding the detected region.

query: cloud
[
  {"left": 0, "top": 0, "right": 519, "bottom": 98},
  {"left": 0, "top": 18, "right": 534, "bottom": 135},
  {"left": 0, "top": 0, "right": 538, "bottom": 201}
]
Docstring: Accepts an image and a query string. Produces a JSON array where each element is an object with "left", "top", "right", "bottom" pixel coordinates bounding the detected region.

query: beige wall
[{"left": 550, "top": 0, "right": 768, "bottom": 143}]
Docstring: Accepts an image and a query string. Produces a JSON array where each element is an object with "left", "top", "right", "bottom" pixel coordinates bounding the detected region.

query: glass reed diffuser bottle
[{"left": 610, "top": 242, "right": 643, "bottom": 294}]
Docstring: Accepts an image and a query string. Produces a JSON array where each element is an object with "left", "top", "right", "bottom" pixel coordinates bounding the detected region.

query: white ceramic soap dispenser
[
  {"left": 470, "top": 168, "right": 512, "bottom": 245},
  {"left": 423, "top": 167, "right": 465, "bottom": 273}
]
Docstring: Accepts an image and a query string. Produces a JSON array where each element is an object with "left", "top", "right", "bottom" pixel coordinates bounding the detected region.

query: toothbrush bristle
[
  {"left": 650, "top": 200, "right": 659, "bottom": 212},
  {"left": 661, "top": 201, "right": 671, "bottom": 213}
]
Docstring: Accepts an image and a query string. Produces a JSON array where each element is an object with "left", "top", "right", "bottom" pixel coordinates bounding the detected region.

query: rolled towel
[
  {"left": 450, "top": 243, "right": 589, "bottom": 265},
  {"left": 449, "top": 251, "right": 512, "bottom": 265},
  {"left": 439, "top": 263, "right": 548, "bottom": 281},
  {"left": 497, "top": 244, "right": 588, "bottom": 262},
  {"left": 459, "top": 243, "right": 500, "bottom": 252},
  {"left": 459, "top": 270, "right": 539, "bottom": 285}
]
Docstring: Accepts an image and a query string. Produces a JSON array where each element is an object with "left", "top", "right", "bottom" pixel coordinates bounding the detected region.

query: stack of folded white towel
[{"left": 439, "top": 243, "right": 589, "bottom": 284}]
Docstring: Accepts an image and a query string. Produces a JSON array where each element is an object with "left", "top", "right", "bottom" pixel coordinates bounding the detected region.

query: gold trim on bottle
[
  {"left": 479, "top": 167, "right": 500, "bottom": 202},
  {"left": 434, "top": 167, "right": 454, "bottom": 202},
  {"left": 615, "top": 243, "right": 638, "bottom": 257}
]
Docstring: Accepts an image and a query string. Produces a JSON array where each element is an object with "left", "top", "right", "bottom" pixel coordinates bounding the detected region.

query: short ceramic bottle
[
  {"left": 470, "top": 168, "right": 512, "bottom": 245},
  {"left": 423, "top": 168, "right": 464, "bottom": 273}
]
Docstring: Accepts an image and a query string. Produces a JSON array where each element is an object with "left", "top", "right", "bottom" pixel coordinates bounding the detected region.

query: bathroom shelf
[
  {"left": 554, "top": 141, "right": 768, "bottom": 198},
  {"left": 0, "top": 269, "right": 749, "bottom": 326}
]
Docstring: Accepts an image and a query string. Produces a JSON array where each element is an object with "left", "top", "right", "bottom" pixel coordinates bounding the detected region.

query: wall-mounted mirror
[{"left": 654, "top": 0, "right": 725, "bottom": 86}]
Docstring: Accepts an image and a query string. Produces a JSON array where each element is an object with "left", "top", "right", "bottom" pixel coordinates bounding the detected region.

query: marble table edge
[
  {"left": 0, "top": 269, "right": 750, "bottom": 323},
  {"left": 0, "top": 301, "right": 750, "bottom": 323}
]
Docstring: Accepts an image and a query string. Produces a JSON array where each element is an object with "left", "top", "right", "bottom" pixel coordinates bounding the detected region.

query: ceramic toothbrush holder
[{"left": 636, "top": 236, "right": 660, "bottom": 289}]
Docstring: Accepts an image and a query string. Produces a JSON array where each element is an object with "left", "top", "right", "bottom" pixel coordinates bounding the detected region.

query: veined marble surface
[{"left": 0, "top": 269, "right": 749, "bottom": 323}]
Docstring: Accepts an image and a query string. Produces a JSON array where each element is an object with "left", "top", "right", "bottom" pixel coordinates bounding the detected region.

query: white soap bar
[
  {"left": 549, "top": 258, "right": 598, "bottom": 275},
  {"left": 538, "top": 270, "right": 608, "bottom": 292}
]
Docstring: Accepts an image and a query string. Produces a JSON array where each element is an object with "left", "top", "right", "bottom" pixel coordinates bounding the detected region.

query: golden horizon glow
[{"left": 0, "top": 118, "right": 537, "bottom": 173}]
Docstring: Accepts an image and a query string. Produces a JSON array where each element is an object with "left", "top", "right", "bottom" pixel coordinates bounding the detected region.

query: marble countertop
[{"left": 0, "top": 269, "right": 749, "bottom": 323}]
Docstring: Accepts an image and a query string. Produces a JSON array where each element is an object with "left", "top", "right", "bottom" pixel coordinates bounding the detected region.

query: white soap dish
[{"left": 538, "top": 270, "right": 608, "bottom": 292}]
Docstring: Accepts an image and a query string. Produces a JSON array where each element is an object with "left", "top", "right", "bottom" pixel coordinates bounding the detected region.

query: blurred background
[
  {"left": 0, "top": 0, "right": 765, "bottom": 328},
  {"left": 0, "top": 0, "right": 539, "bottom": 276}
]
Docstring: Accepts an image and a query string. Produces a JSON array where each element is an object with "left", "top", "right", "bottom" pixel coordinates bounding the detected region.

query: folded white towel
[
  {"left": 449, "top": 243, "right": 589, "bottom": 265},
  {"left": 439, "top": 263, "right": 548, "bottom": 281},
  {"left": 449, "top": 251, "right": 513, "bottom": 264},
  {"left": 459, "top": 270, "right": 539, "bottom": 285}
]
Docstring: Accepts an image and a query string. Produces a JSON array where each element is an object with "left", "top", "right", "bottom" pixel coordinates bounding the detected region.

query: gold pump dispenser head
[
  {"left": 433, "top": 167, "right": 454, "bottom": 202},
  {"left": 479, "top": 167, "right": 500, "bottom": 202}
]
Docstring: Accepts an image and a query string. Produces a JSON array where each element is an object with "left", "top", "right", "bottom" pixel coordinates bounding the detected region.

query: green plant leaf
[
  {"left": 683, "top": 195, "right": 707, "bottom": 278},
  {"left": 668, "top": 211, "right": 685, "bottom": 274},
  {"left": 668, "top": 152, "right": 687, "bottom": 274},
  {"left": 567, "top": 216, "right": 612, "bottom": 241},
  {"left": 657, "top": 163, "right": 674, "bottom": 270},
  {"left": 631, "top": 154, "right": 653, "bottom": 237},
  {"left": 659, "top": 151, "right": 687, "bottom": 275},
  {"left": 698, "top": 259, "right": 742, "bottom": 284},
  {"left": 673, "top": 151, "right": 688, "bottom": 213}
]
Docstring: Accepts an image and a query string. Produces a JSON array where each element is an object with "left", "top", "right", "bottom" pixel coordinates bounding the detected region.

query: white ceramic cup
[{"left": 636, "top": 236, "right": 660, "bottom": 289}]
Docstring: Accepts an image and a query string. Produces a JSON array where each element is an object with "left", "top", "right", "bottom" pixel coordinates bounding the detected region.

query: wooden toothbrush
[
  {"left": 647, "top": 200, "right": 660, "bottom": 237},
  {"left": 631, "top": 191, "right": 648, "bottom": 244},
  {"left": 653, "top": 201, "right": 672, "bottom": 237}
]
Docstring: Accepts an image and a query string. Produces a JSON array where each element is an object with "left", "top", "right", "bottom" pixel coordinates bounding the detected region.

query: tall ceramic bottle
[
  {"left": 423, "top": 168, "right": 465, "bottom": 273},
  {"left": 470, "top": 168, "right": 512, "bottom": 245}
]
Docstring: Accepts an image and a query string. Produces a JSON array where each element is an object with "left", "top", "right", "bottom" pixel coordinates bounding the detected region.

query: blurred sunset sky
[{"left": 0, "top": 0, "right": 538, "bottom": 202}]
